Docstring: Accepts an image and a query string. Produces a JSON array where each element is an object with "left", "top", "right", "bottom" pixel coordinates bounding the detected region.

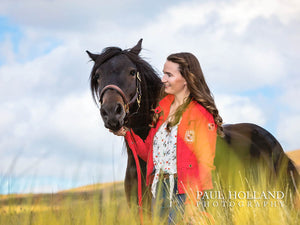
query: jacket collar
[{"left": 154, "top": 94, "right": 174, "bottom": 116}]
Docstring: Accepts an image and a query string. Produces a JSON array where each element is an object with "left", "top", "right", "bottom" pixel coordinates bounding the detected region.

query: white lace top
[{"left": 152, "top": 120, "right": 178, "bottom": 205}]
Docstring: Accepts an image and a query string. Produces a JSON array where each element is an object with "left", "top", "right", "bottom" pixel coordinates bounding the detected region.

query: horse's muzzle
[{"left": 100, "top": 102, "right": 126, "bottom": 131}]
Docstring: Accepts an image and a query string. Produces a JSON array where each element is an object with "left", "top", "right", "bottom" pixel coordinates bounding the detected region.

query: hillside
[
  {"left": 0, "top": 181, "right": 125, "bottom": 206},
  {"left": 287, "top": 149, "right": 300, "bottom": 172}
]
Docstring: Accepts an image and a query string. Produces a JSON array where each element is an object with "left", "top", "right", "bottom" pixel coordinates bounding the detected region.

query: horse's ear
[
  {"left": 86, "top": 50, "right": 98, "bottom": 62},
  {"left": 130, "top": 39, "right": 143, "bottom": 55}
]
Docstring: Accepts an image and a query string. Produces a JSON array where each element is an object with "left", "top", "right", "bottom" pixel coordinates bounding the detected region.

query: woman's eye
[{"left": 130, "top": 70, "right": 136, "bottom": 76}]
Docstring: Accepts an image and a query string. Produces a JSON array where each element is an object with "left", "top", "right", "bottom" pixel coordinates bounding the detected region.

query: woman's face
[{"left": 162, "top": 60, "right": 188, "bottom": 96}]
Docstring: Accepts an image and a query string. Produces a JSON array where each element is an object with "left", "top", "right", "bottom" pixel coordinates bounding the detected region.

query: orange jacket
[{"left": 125, "top": 94, "right": 217, "bottom": 194}]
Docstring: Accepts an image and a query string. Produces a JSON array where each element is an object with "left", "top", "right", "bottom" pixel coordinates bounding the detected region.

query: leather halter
[{"left": 99, "top": 72, "right": 142, "bottom": 114}]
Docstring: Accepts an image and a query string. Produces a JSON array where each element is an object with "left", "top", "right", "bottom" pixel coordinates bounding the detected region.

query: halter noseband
[{"left": 99, "top": 72, "right": 142, "bottom": 114}]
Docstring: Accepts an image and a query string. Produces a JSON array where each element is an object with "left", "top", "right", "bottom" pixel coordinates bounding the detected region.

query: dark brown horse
[
  {"left": 87, "top": 39, "right": 299, "bottom": 209},
  {"left": 87, "top": 40, "right": 162, "bottom": 209}
]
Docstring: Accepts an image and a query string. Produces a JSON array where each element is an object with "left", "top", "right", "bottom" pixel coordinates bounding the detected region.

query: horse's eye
[
  {"left": 129, "top": 70, "right": 136, "bottom": 76},
  {"left": 94, "top": 74, "right": 100, "bottom": 80}
]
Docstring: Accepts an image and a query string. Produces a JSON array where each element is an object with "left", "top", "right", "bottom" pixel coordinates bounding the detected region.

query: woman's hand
[{"left": 109, "top": 127, "right": 128, "bottom": 136}]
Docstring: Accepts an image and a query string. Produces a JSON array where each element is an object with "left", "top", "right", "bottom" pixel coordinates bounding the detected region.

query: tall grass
[
  {"left": 0, "top": 169, "right": 299, "bottom": 225},
  {"left": 0, "top": 182, "right": 139, "bottom": 225}
]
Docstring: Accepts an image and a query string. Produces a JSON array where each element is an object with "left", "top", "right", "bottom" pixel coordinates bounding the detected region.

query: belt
[{"left": 159, "top": 173, "right": 178, "bottom": 180}]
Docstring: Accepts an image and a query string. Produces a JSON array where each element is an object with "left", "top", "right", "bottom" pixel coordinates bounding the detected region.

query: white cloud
[
  {"left": 0, "top": 0, "right": 299, "bottom": 193},
  {"left": 0, "top": 91, "right": 126, "bottom": 170},
  {"left": 276, "top": 78, "right": 300, "bottom": 151},
  {"left": 0, "top": 34, "right": 15, "bottom": 64},
  {"left": 216, "top": 94, "right": 266, "bottom": 126},
  {"left": 46, "top": 92, "right": 110, "bottom": 154},
  {"left": 0, "top": 0, "right": 135, "bottom": 31},
  {"left": 0, "top": 87, "right": 127, "bottom": 193},
  {"left": 218, "top": 0, "right": 300, "bottom": 34},
  {"left": 277, "top": 114, "right": 300, "bottom": 151},
  {"left": 0, "top": 21, "right": 129, "bottom": 193},
  {"left": 0, "top": 108, "right": 15, "bottom": 136},
  {"left": 133, "top": 0, "right": 299, "bottom": 93},
  {"left": 280, "top": 79, "right": 300, "bottom": 111},
  {"left": 0, "top": 41, "right": 91, "bottom": 101}
]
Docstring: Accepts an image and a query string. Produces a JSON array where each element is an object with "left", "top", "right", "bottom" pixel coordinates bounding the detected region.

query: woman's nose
[{"left": 161, "top": 74, "right": 167, "bottom": 83}]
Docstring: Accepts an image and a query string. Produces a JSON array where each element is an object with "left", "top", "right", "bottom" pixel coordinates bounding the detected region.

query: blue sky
[{"left": 0, "top": 0, "right": 299, "bottom": 194}]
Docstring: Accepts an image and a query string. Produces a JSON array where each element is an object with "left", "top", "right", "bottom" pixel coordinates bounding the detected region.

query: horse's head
[{"left": 87, "top": 39, "right": 144, "bottom": 132}]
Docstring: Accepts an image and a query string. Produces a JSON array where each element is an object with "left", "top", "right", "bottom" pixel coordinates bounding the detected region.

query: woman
[{"left": 113, "top": 52, "right": 223, "bottom": 224}]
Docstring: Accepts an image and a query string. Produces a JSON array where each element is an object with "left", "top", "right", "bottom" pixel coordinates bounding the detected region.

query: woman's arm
[
  {"left": 110, "top": 127, "right": 150, "bottom": 161},
  {"left": 194, "top": 116, "right": 217, "bottom": 191},
  {"left": 123, "top": 127, "right": 156, "bottom": 162}
]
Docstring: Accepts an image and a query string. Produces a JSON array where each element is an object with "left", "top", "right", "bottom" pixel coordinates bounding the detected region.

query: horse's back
[
  {"left": 222, "top": 123, "right": 282, "bottom": 161},
  {"left": 214, "top": 123, "right": 299, "bottom": 190}
]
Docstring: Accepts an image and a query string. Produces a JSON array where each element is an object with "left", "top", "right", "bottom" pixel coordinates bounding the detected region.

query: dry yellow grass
[
  {"left": 1, "top": 150, "right": 300, "bottom": 225},
  {"left": 1, "top": 174, "right": 299, "bottom": 225}
]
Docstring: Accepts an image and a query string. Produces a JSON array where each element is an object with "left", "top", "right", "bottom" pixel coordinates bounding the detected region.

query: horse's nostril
[
  {"left": 115, "top": 103, "right": 123, "bottom": 115},
  {"left": 107, "top": 120, "right": 120, "bottom": 130},
  {"left": 101, "top": 108, "right": 108, "bottom": 117}
]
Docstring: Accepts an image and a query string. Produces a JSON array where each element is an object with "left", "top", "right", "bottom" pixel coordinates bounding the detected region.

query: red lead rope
[{"left": 130, "top": 144, "right": 144, "bottom": 224}]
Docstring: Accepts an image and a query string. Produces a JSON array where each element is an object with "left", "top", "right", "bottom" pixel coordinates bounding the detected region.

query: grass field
[
  {"left": 1, "top": 150, "right": 300, "bottom": 225},
  {"left": 1, "top": 177, "right": 299, "bottom": 225},
  {"left": 0, "top": 181, "right": 140, "bottom": 225}
]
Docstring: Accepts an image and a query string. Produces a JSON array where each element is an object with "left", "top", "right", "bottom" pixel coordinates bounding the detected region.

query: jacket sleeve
[
  {"left": 125, "top": 128, "right": 153, "bottom": 162},
  {"left": 194, "top": 115, "right": 217, "bottom": 191},
  {"left": 184, "top": 115, "right": 217, "bottom": 206}
]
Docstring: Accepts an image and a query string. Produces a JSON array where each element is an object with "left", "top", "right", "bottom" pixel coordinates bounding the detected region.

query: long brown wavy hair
[{"left": 153, "top": 52, "right": 224, "bottom": 136}]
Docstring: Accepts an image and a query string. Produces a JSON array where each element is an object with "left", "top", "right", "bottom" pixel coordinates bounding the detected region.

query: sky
[{"left": 0, "top": 0, "right": 299, "bottom": 194}]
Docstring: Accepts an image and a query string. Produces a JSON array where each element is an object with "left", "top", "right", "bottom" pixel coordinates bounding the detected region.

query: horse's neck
[
  {"left": 128, "top": 95, "right": 156, "bottom": 140},
  {"left": 132, "top": 126, "right": 150, "bottom": 140},
  {"left": 129, "top": 70, "right": 162, "bottom": 140},
  {"left": 128, "top": 106, "right": 151, "bottom": 140}
]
